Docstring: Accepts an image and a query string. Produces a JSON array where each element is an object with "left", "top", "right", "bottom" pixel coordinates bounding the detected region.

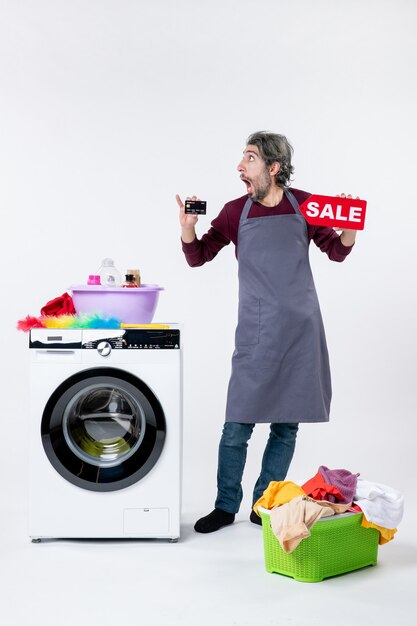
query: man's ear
[{"left": 270, "top": 162, "right": 281, "bottom": 176}]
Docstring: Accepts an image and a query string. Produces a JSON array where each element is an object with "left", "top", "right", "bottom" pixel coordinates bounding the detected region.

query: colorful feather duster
[{"left": 17, "top": 313, "right": 121, "bottom": 332}]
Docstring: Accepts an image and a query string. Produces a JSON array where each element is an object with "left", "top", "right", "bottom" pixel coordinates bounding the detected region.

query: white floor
[{"left": 1, "top": 502, "right": 416, "bottom": 626}]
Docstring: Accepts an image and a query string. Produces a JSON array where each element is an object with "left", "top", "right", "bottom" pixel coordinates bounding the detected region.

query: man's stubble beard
[{"left": 251, "top": 167, "right": 272, "bottom": 202}]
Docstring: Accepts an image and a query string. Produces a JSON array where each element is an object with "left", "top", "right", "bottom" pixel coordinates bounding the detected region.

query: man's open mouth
[{"left": 240, "top": 176, "right": 253, "bottom": 195}]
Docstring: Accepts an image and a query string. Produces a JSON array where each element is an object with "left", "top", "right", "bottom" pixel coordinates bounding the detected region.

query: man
[{"left": 176, "top": 131, "right": 357, "bottom": 533}]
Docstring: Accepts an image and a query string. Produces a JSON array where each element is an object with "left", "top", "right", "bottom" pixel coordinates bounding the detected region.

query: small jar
[
  {"left": 126, "top": 268, "right": 141, "bottom": 287},
  {"left": 122, "top": 274, "right": 138, "bottom": 288}
]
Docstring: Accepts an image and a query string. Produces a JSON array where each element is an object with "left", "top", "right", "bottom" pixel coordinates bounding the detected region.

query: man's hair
[{"left": 246, "top": 131, "right": 294, "bottom": 188}]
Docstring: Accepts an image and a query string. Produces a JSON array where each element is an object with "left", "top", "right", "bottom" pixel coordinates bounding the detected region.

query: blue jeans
[{"left": 215, "top": 422, "right": 299, "bottom": 514}]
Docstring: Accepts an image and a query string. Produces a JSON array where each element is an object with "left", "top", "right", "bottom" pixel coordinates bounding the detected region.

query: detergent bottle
[{"left": 97, "top": 258, "right": 123, "bottom": 287}]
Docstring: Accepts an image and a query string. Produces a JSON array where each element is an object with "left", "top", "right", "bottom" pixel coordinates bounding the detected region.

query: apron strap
[
  {"left": 284, "top": 188, "right": 301, "bottom": 214},
  {"left": 240, "top": 198, "right": 253, "bottom": 222},
  {"left": 284, "top": 188, "right": 308, "bottom": 237}
]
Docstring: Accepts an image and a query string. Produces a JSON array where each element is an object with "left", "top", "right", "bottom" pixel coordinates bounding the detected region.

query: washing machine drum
[{"left": 41, "top": 368, "right": 166, "bottom": 491}]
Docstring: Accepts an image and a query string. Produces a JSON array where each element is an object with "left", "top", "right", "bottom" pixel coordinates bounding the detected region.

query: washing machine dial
[{"left": 97, "top": 341, "right": 112, "bottom": 357}]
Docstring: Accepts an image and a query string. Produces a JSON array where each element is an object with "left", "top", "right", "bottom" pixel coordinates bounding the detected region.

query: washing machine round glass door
[{"left": 41, "top": 368, "right": 166, "bottom": 491}]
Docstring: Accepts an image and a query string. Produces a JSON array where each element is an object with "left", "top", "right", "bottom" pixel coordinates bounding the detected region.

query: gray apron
[{"left": 225, "top": 189, "right": 331, "bottom": 423}]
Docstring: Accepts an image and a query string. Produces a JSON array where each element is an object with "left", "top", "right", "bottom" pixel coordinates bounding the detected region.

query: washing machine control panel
[
  {"left": 82, "top": 329, "right": 180, "bottom": 350},
  {"left": 30, "top": 328, "right": 181, "bottom": 350}
]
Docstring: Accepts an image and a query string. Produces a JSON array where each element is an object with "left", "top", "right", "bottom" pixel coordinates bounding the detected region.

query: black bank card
[{"left": 184, "top": 200, "right": 207, "bottom": 214}]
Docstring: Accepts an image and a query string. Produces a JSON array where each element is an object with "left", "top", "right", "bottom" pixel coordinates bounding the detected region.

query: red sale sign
[{"left": 298, "top": 195, "right": 367, "bottom": 230}]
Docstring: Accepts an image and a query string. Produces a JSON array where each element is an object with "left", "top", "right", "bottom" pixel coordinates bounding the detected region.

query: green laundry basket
[{"left": 259, "top": 508, "right": 379, "bottom": 582}]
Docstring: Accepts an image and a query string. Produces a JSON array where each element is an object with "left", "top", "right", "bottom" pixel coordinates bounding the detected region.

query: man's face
[{"left": 237, "top": 145, "right": 273, "bottom": 202}]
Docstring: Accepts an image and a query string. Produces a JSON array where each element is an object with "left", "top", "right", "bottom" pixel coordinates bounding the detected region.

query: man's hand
[
  {"left": 176, "top": 194, "right": 199, "bottom": 243},
  {"left": 335, "top": 193, "right": 359, "bottom": 246}
]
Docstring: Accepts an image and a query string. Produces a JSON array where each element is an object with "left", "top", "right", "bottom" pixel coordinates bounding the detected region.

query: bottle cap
[{"left": 101, "top": 258, "right": 115, "bottom": 267}]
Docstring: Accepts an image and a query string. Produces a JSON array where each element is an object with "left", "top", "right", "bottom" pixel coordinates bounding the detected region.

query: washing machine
[{"left": 28, "top": 326, "right": 182, "bottom": 541}]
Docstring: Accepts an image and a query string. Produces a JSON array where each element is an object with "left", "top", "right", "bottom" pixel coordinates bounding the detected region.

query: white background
[{"left": 0, "top": 1, "right": 416, "bottom": 622}]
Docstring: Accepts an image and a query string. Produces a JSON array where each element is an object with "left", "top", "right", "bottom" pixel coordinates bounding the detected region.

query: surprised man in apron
[{"left": 176, "top": 131, "right": 358, "bottom": 533}]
